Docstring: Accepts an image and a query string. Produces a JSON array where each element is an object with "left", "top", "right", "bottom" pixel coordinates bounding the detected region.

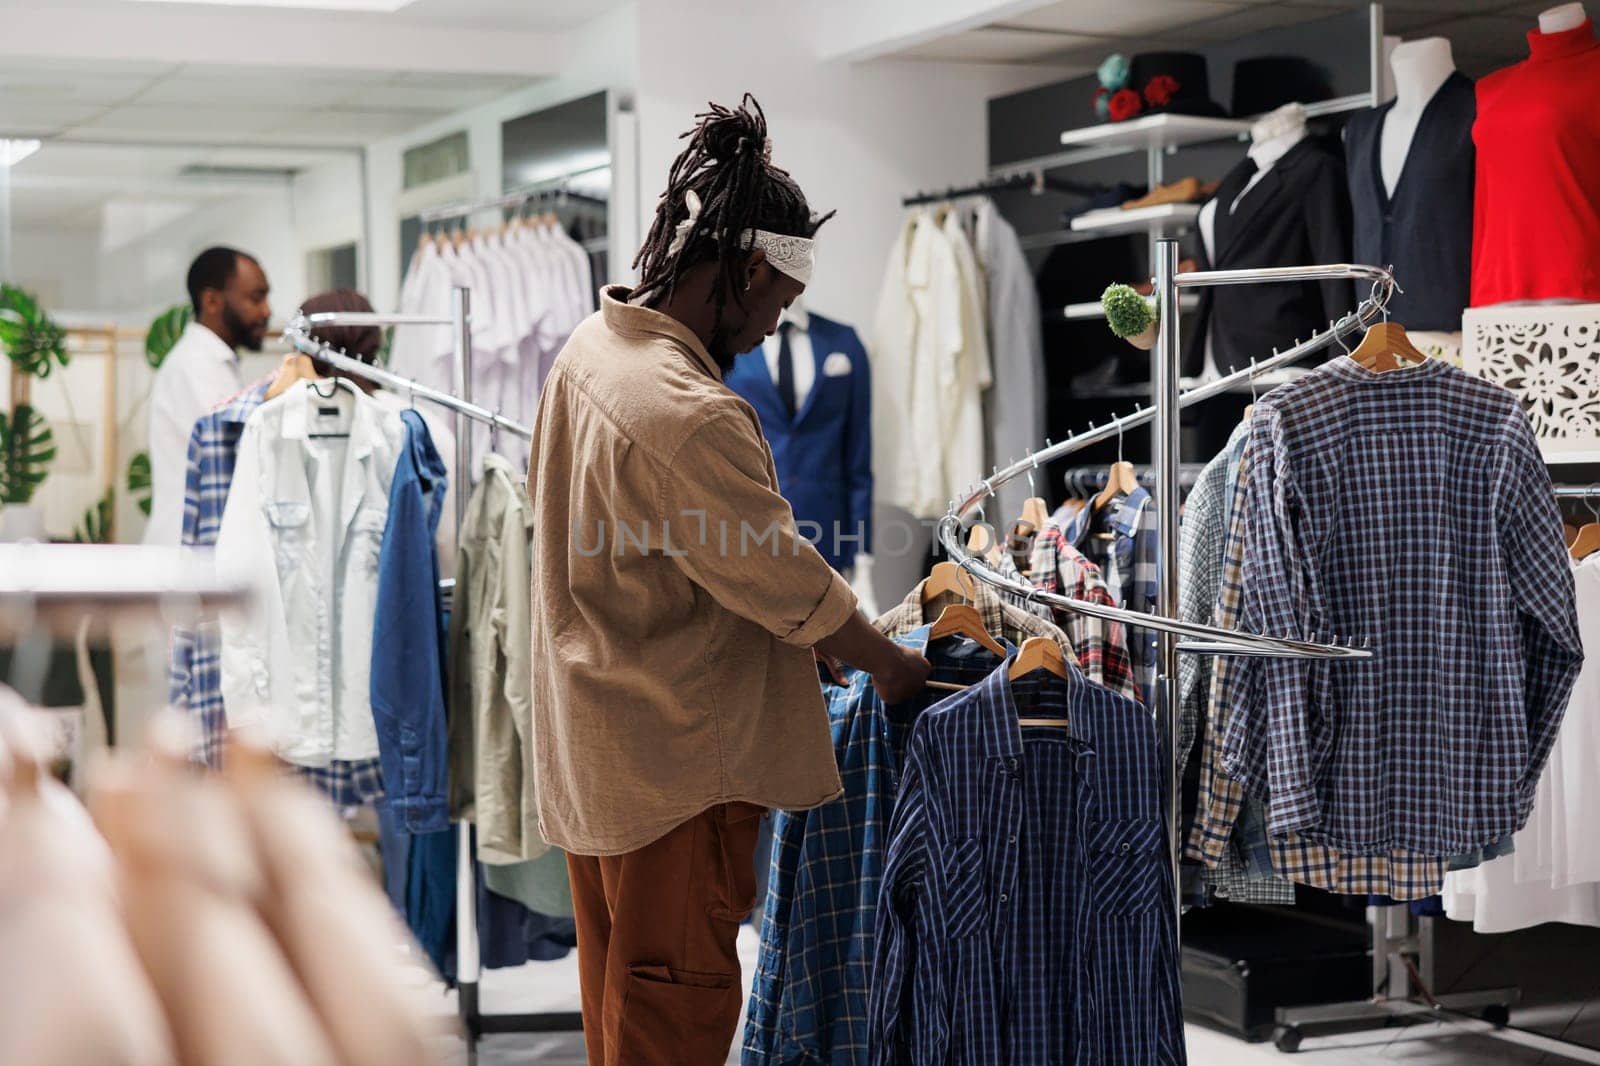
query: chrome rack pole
[
  {"left": 450, "top": 287, "right": 483, "bottom": 1034},
  {"left": 1153, "top": 238, "right": 1184, "bottom": 933}
]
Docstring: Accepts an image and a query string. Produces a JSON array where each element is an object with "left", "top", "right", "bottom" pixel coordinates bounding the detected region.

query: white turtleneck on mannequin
[
  {"left": 1381, "top": 38, "right": 1456, "bottom": 195},
  {"left": 1539, "top": 2, "right": 1587, "bottom": 33},
  {"left": 1196, "top": 104, "right": 1309, "bottom": 377}
]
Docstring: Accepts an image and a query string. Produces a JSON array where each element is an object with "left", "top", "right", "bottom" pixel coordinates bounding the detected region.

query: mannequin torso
[
  {"left": 1199, "top": 103, "right": 1309, "bottom": 260},
  {"left": 1382, "top": 38, "right": 1456, "bottom": 194}
]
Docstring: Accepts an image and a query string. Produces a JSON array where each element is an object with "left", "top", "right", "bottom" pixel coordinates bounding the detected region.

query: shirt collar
[
  {"left": 180, "top": 321, "right": 238, "bottom": 364},
  {"left": 1528, "top": 17, "right": 1598, "bottom": 61},
  {"left": 782, "top": 301, "right": 810, "bottom": 332},
  {"left": 601, "top": 285, "right": 723, "bottom": 381},
  {"left": 1105, "top": 485, "right": 1151, "bottom": 540}
]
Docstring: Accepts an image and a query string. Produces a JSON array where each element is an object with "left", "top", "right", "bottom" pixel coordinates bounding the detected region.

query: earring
[{"left": 745, "top": 278, "right": 753, "bottom": 292}]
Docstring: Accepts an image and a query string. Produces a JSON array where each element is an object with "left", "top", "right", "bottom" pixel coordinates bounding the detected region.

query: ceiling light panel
[{"left": 125, "top": 0, "right": 418, "bottom": 12}]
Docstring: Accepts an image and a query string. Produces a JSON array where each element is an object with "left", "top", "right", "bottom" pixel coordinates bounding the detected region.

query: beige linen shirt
[{"left": 528, "top": 287, "right": 856, "bottom": 856}]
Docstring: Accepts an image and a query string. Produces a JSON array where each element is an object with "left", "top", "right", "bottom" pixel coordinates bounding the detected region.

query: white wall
[
  {"left": 364, "top": 3, "right": 640, "bottom": 313},
  {"left": 635, "top": 2, "right": 1059, "bottom": 333},
  {"left": 292, "top": 154, "right": 366, "bottom": 277}
]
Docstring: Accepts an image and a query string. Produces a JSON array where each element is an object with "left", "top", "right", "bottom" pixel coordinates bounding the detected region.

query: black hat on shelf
[
  {"left": 1121, "top": 52, "right": 1228, "bottom": 120},
  {"left": 1231, "top": 56, "right": 1336, "bottom": 117}
]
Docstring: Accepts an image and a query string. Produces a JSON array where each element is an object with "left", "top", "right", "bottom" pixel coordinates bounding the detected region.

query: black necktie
[{"left": 776, "top": 321, "right": 797, "bottom": 421}]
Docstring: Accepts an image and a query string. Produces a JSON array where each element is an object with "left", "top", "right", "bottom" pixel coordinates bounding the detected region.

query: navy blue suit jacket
[{"left": 725, "top": 312, "right": 873, "bottom": 570}]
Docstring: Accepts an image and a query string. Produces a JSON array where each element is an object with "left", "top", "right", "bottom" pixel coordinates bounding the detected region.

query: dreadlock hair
[{"left": 631, "top": 93, "right": 835, "bottom": 334}]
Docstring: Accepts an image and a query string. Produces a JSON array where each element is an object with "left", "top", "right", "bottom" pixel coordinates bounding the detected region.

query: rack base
[{"left": 457, "top": 982, "right": 582, "bottom": 1061}]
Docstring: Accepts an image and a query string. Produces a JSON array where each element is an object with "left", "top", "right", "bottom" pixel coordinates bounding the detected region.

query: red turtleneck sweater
[{"left": 1472, "top": 18, "right": 1600, "bottom": 306}]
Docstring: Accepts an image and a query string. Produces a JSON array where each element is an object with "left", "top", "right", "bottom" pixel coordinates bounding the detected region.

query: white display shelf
[
  {"left": 1069, "top": 202, "right": 1200, "bottom": 237},
  {"left": 1061, "top": 295, "right": 1199, "bottom": 321},
  {"left": 1058, "top": 113, "right": 1251, "bottom": 154}
]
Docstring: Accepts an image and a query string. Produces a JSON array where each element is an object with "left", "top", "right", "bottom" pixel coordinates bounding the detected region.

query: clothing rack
[
  {"left": 1057, "top": 463, "right": 1208, "bottom": 499},
  {"left": 283, "top": 291, "right": 580, "bottom": 1055},
  {"left": 901, "top": 168, "right": 1100, "bottom": 207},
  {"left": 943, "top": 243, "right": 1598, "bottom": 1062},
  {"left": 418, "top": 163, "right": 612, "bottom": 224}
]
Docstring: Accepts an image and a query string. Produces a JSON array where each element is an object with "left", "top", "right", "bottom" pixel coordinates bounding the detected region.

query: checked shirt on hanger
[
  {"left": 1054, "top": 490, "right": 1159, "bottom": 706},
  {"left": 1219, "top": 357, "right": 1582, "bottom": 858},
  {"left": 743, "top": 628, "right": 1011, "bottom": 1066}
]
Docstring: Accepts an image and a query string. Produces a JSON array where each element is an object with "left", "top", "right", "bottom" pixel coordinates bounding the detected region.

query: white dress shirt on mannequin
[{"left": 761, "top": 303, "right": 815, "bottom": 414}]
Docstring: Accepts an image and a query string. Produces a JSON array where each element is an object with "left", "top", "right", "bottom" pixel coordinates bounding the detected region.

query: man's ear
[{"left": 743, "top": 248, "right": 770, "bottom": 292}]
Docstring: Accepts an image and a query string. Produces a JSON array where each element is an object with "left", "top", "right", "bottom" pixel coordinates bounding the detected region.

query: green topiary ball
[{"left": 1101, "top": 283, "right": 1156, "bottom": 339}]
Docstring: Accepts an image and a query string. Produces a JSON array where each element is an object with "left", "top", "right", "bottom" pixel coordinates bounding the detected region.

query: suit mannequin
[
  {"left": 1382, "top": 39, "right": 1456, "bottom": 194},
  {"left": 1190, "top": 103, "right": 1352, "bottom": 378}
]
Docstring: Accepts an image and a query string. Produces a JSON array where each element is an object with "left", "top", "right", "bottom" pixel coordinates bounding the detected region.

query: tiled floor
[{"left": 414, "top": 922, "right": 1600, "bottom": 1065}]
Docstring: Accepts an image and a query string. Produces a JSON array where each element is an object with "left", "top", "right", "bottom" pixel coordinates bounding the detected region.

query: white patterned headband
[{"left": 666, "top": 190, "right": 815, "bottom": 287}]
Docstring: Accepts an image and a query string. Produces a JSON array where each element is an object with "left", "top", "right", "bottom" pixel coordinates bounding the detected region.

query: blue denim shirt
[{"left": 371, "top": 409, "right": 449, "bottom": 831}]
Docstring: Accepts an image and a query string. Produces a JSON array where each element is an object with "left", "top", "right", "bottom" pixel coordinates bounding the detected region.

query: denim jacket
[
  {"left": 217, "top": 383, "right": 406, "bottom": 765},
  {"left": 372, "top": 409, "right": 450, "bottom": 830}
]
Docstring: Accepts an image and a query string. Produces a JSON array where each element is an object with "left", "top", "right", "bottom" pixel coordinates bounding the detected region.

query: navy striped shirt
[{"left": 870, "top": 658, "right": 1185, "bottom": 1064}]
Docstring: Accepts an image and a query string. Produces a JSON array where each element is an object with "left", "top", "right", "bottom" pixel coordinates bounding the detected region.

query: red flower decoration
[
  {"left": 1108, "top": 88, "right": 1143, "bottom": 122},
  {"left": 1144, "top": 75, "right": 1180, "bottom": 107}
]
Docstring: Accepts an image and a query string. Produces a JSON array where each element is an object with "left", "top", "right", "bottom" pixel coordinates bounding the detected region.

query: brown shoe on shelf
[
  {"left": 1133, "top": 259, "right": 1196, "bottom": 296},
  {"left": 1122, "top": 177, "right": 1221, "bottom": 210}
]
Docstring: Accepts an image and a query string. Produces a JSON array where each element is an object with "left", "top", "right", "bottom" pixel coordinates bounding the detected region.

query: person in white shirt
[{"left": 143, "top": 246, "right": 271, "bottom": 546}]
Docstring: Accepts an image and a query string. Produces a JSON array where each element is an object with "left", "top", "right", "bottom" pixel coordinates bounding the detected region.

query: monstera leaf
[
  {"left": 0, "top": 404, "right": 56, "bottom": 505},
  {"left": 145, "top": 304, "right": 192, "bottom": 370},
  {"left": 0, "top": 284, "right": 69, "bottom": 379},
  {"left": 127, "top": 451, "right": 153, "bottom": 517},
  {"left": 73, "top": 487, "right": 115, "bottom": 544}
]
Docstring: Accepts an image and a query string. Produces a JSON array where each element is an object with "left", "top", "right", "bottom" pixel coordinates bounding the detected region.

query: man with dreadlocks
[{"left": 526, "top": 95, "right": 929, "bottom": 1062}]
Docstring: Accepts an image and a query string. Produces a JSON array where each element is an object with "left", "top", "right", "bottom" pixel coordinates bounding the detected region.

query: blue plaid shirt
[
  {"left": 167, "top": 379, "right": 384, "bottom": 806},
  {"left": 168, "top": 380, "right": 271, "bottom": 769},
  {"left": 1220, "top": 358, "right": 1583, "bottom": 856},
  {"left": 870, "top": 658, "right": 1185, "bottom": 1065},
  {"left": 743, "top": 627, "right": 1011, "bottom": 1066},
  {"left": 1059, "top": 487, "right": 1159, "bottom": 706}
]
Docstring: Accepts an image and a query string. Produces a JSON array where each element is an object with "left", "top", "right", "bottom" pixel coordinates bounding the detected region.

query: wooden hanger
[
  {"left": 266, "top": 353, "right": 318, "bottom": 400},
  {"left": 1571, "top": 524, "right": 1600, "bottom": 561},
  {"left": 927, "top": 604, "right": 1007, "bottom": 658},
  {"left": 1009, "top": 636, "right": 1068, "bottom": 682},
  {"left": 1011, "top": 637, "right": 1075, "bottom": 727},
  {"left": 922, "top": 560, "right": 978, "bottom": 605},
  {"left": 1349, "top": 320, "right": 1428, "bottom": 373},
  {"left": 1020, "top": 496, "right": 1049, "bottom": 533},
  {"left": 967, "top": 523, "right": 1004, "bottom": 566},
  {"left": 1091, "top": 460, "right": 1140, "bottom": 514}
]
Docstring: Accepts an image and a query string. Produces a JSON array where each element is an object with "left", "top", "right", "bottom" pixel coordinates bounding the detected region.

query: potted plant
[
  {"left": 0, "top": 284, "right": 67, "bottom": 539},
  {"left": 1101, "top": 283, "right": 1159, "bottom": 350}
]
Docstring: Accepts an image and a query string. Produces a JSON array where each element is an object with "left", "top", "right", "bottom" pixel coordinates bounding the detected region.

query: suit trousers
[{"left": 566, "top": 802, "right": 764, "bottom": 1065}]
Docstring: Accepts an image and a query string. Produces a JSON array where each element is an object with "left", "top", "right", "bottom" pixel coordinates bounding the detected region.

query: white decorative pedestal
[{"left": 1463, "top": 304, "right": 1600, "bottom": 464}]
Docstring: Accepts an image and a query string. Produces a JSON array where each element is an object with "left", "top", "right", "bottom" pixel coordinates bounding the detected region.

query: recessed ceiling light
[
  {"left": 0, "top": 140, "right": 41, "bottom": 167},
  {"left": 125, "top": 0, "right": 419, "bottom": 11}
]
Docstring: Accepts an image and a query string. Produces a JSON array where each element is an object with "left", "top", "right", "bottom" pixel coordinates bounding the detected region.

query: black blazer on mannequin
[{"left": 1185, "top": 136, "right": 1354, "bottom": 376}]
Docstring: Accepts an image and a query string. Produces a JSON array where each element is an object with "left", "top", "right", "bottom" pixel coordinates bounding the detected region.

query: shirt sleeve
[
  {"left": 869, "top": 752, "right": 929, "bottom": 1066},
  {"left": 660, "top": 412, "right": 856, "bottom": 647},
  {"left": 1493, "top": 408, "right": 1585, "bottom": 816},
  {"left": 1224, "top": 404, "right": 1320, "bottom": 830},
  {"left": 215, "top": 417, "right": 290, "bottom": 739}
]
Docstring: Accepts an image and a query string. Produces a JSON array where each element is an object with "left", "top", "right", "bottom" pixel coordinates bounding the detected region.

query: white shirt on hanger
[
  {"left": 762, "top": 304, "right": 816, "bottom": 413},
  {"left": 143, "top": 321, "right": 243, "bottom": 547},
  {"left": 216, "top": 382, "right": 407, "bottom": 767}
]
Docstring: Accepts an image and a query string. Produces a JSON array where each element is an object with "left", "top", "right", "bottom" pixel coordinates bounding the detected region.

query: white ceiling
[
  {"left": 0, "top": 55, "right": 535, "bottom": 145},
  {"left": 892, "top": 0, "right": 1561, "bottom": 77},
  {"left": 0, "top": 0, "right": 630, "bottom": 32}
]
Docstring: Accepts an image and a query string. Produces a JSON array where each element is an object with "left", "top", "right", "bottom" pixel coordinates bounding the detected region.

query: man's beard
[
  {"left": 707, "top": 324, "right": 740, "bottom": 374},
  {"left": 222, "top": 302, "right": 265, "bottom": 352}
]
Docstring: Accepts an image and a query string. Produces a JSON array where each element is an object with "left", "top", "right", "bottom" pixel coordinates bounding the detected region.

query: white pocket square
[{"left": 822, "top": 352, "right": 853, "bottom": 378}]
